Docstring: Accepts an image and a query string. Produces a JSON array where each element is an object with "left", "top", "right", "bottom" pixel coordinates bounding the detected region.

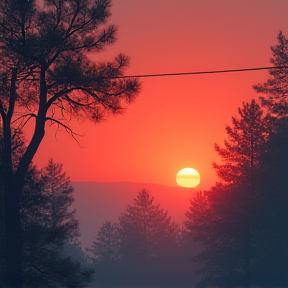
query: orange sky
[{"left": 28, "top": 0, "right": 288, "bottom": 189}]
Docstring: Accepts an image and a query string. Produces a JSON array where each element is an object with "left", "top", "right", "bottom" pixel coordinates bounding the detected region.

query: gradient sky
[{"left": 28, "top": 0, "right": 288, "bottom": 188}]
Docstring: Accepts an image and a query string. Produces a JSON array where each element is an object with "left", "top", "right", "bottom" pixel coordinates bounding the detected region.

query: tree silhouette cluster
[
  {"left": 21, "top": 159, "right": 94, "bottom": 288},
  {"left": 0, "top": 0, "right": 140, "bottom": 287},
  {"left": 0, "top": 0, "right": 287, "bottom": 286},
  {"left": 89, "top": 189, "right": 199, "bottom": 287},
  {"left": 185, "top": 31, "right": 288, "bottom": 288},
  {"left": 0, "top": 132, "right": 94, "bottom": 288}
]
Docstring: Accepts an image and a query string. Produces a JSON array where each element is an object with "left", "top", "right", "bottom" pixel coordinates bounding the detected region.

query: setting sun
[{"left": 176, "top": 168, "right": 200, "bottom": 188}]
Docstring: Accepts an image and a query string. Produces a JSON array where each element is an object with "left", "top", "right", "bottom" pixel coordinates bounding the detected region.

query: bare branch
[
  {"left": 22, "top": 115, "right": 36, "bottom": 129},
  {"left": 47, "top": 86, "right": 121, "bottom": 111},
  {"left": 45, "top": 116, "right": 84, "bottom": 147},
  {"left": 47, "top": 88, "right": 78, "bottom": 108},
  {"left": 12, "top": 113, "right": 37, "bottom": 125},
  {"left": 63, "top": 94, "right": 96, "bottom": 107}
]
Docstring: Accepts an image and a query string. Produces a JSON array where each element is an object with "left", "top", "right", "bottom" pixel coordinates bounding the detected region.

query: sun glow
[{"left": 176, "top": 168, "right": 200, "bottom": 188}]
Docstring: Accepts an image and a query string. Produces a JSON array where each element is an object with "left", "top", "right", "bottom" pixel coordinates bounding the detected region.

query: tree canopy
[
  {"left": 253, "top": 31, "right": 288, "bottom": 118},
  {"left": 90, "top": 221, "right": 120, "bottom": 265},
  {"left": 118, "top": 189, "right": 178, "bottom": 262},
  {"left": 21, "top": 159, "right": 93, "bottom": 287},
  {"left": 0, "top": 1, "right": 140, "bottom": 286},
  {"left": 185, "top": 31, "right": 288, "bottom": 288}
]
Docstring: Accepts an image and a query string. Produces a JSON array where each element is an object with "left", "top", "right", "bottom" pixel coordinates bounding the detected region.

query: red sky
[{"left": 28, "top": 0, "right": 288, "bottom": 189}]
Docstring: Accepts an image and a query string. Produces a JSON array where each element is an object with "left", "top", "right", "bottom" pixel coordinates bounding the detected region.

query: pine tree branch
[{"left": 45, "top": 116, "right": 84, "bottom": 147}]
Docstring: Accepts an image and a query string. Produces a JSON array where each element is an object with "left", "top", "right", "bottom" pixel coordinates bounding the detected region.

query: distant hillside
[{"left": 71, "top": 182, "right": 200, "bottom": 248}]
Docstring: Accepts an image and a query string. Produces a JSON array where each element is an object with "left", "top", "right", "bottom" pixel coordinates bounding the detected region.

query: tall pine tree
[
  {"left": 186, "top": 100, "right": 268, "bottom": 288},
  {"left": 0, "top": 1, "right": 140, "bottom": 285},
  {"left": 253, "top": 118, "right": 288, "bottom": 286},
  {"left": 213, "top": 99, "right": 268, "bottom": 186},
  {"left": 252, "top": 31, "right": 288, "bottom": 286},
  {"left": 90, "top": 190, "right": 182, "bottom": 287},
  {"left": 90, "top": 221, "right": 120, "bottom": 265},
  {"left": 41, "top": 159, "right": 78, "bottom": 238},
  {"left": 253, "top": 31, "right": 288, "bottom": 118},
  {"left": 20, "top": 159, "right": 93, "bottom": 287},
  {"left": 118, "top": 189, "right": 177, "bottom": 263}
]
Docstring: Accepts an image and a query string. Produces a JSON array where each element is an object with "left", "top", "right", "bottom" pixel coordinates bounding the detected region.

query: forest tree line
[
  {"left": 88, "top": 31, "right": 288, "bottom": 288},
  {"left": 0, "top": 0, "right": 287, "bottom": 287}
]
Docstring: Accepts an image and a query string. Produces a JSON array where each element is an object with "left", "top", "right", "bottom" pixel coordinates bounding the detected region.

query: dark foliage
[
  {"left": 118, "top": 189, "right": 178, "bottom": 263},
  {"left": 253, "top": 31, "right": 288, "bottom": 119},
  {"left": 90, "top": 221, "right": 121, "bottom": 265},
  {"left": 185, "top": 100, "right": 269, "bottom": 288},
  {"left": 21, "top": 159, "right": 94, "bottom": 287},
  {"left": 0, "top": 1, "right": 140, "bottom": 286},
  {"left": 90, "top": 189, "right": 199, "bottom": 288},
  {"left": 252, "top": 118, "right": 288, "bottom": 286},
  {"left": 185, "top": 32, "right": 288, "bottom": 288}
]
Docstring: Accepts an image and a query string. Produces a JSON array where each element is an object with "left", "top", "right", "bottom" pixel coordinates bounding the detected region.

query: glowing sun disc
[{"left": 176, "top": 168, "right": 200, "bottom": 188}]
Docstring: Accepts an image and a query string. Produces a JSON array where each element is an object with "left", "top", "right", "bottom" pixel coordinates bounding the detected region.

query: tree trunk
[
  {"left": 4, "top": 181, "right": 23, "bottom": 288},
  {"left": 0, "top": 119, "right": 4, "bottom": 284},
  {"left": 0, "top": 173, "right": 6, "bottom": 286},
  {"left": 0, "top": 63, "right": 47, "bottom": 288}
]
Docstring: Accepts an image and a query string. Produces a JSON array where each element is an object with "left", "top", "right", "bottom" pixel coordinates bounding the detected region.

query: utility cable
[
  {"left": 4, "top": 66, "right": 288, "bottom": 81},
  {"left": 113, "top": 66, "right": 288, "bottom": 79}
]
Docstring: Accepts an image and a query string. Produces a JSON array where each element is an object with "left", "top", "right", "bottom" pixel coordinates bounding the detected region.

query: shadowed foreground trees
[
  {"left": 252, "top": 31, "right": 288, "bottom": 285},
  {"left": 1, "top": 140, "right": 93, "bottom": 287},
  {"left": 253, "top": 117, "right": 288, "bottom": 286},
  {"left": 0, "top": 128, "right": 28, "bottom": 283},
  {"left": 186, "top": 104, "right": 288, "bottom": 288},
  {"left": 0, "top": 0, "right": 140, "bottom": 286},
  {"left": 21, "top": 159, "right": 93, "bottom": 287},
  {"left": 185, "top": 31, "right": 288, "bottom": 288},
  {"left": 185, "top": 100, "right": 268, "bottom": 288}
]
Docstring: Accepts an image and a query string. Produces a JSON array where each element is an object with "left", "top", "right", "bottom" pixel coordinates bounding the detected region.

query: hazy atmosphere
[
  {"left": 0, "top": 1, "right": 288, "bottom": 288},
  {"left": 30, "top": 0, "right": 288, "bottom": 188}
]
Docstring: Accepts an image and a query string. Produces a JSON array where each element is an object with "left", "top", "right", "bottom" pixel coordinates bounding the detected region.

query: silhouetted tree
[
  {"left": 253, "top": 31, "right": 288, "bottom": 119},
  {"left": 0, "top": 0, "right": 140, "bottom": 286},
  {"left": 185, "top": 191, "right": 211, "bottom": 245},
  {"left": 21, "top": 159, "right": 93, "bottom": 287},
  {"left": 1, "top": 128, "right": 93, "bottom": 287},
  {"left": 91, "top": 189, "right": 181, "bottom": 287},
  {"left": 0, "top": 118, "right": 4, "bottom": 285},
  {"left": 186, "top": 100, "right": 268, "bottom": 288},
  {"left": 252, "top": 118, "right": 288, "bottom": 286},
  {"left": 118, "top": 189, "right": 178, "bottom": 263},
  {"left": 40, "top": 158, "right": 78, "bottom": 237},
  {"left": 252, "top": 31, "right": 288, "bottom": 286},
  {"left": 0, "top": 127, "right": 27, "bottom": 285},
  {"left": 214, "top": 99, "right": 268, "bottom": 288},
  {"left": 187, "top": 186, "right": 255, "bottom": 288},
  {"left": 90, "top": 221, "right": 120, "bottom": 265},
  {"left": 213, "top": 99, "right": 268, "bottom": 186},
  {"left": 58, "top": 240, "right": 94, "bottom": 288}
]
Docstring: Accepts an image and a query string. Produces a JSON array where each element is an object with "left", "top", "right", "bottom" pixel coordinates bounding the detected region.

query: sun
[{"left": 176, "top": 168, "right": 200, "bottom": 188}]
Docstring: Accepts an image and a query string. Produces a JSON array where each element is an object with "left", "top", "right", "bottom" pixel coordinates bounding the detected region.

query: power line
[
  {"left": 116, "top": 66, "right": 287, "bottom": 79},
  {"left": 6, "top": 66, "right": 288, "bottom": 81}
]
